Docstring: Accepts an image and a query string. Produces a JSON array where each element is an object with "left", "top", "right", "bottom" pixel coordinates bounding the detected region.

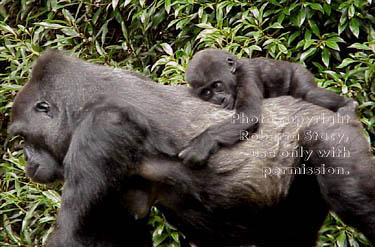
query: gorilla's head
[
  {"left": 8, "top": 51, "right": 109, "bottom": 183},
  {"left": 185, "top": 48, "right": 238, "bottom": 110},
  {"left": 7, "top": 52, "right": 77, "bottom": 183}
]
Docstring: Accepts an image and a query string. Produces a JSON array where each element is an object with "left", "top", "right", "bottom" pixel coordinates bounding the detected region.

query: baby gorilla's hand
[{"left": 178, "top": 133, "right": 219, "bottom": 168}]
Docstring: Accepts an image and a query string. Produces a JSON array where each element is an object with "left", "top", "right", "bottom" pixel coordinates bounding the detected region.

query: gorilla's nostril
[{"left": 220, "top": 97, "right": 225, "bottom": 104}]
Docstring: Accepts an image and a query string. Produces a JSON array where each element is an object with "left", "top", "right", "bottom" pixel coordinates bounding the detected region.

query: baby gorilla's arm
[{"left": 179, "top": 81, "right": 263, "bottom": 167}]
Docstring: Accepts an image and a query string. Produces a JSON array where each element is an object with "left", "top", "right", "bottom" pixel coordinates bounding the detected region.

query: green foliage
[
  {"left": 1, "top": 139, "right": 61, "bottom": 246},
  {"left": 0, "top": 0, "right": 374, "bottom": 246},
  {"left": 319, "top": 213, "right": 372, "bottom": 247}
]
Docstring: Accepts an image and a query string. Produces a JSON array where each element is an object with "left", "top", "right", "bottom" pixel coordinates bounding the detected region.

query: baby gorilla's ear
[{"left": 226, "top": 57, "right": 237, "bottom": 74}]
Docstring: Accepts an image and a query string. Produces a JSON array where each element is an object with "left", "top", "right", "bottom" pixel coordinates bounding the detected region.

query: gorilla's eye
[
  {"left": 35, "top": 101, "right": 50, "bottom": 113},
  {"left": 212, "top": 81, "right": 223, "bottom": 91},
  {"left": 200, "top": 89, "right": 212, "bottom": 99}
]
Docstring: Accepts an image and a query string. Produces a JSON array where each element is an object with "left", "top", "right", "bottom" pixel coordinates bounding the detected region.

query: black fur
[{"left": 180, "top": 48, "right": 358, "bottom": 166}]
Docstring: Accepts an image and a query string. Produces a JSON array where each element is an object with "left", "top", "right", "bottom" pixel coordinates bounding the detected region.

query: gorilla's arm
[{"left": 46, "top": 102, "right": 177, "bottom": 247}]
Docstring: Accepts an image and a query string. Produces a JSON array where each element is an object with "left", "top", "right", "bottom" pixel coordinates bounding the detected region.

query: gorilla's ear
[{"left": 226, "top": 57, "right": 237, "bottom": 74}]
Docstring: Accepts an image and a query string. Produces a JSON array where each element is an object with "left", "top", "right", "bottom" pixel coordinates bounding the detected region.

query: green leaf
[
  {"left": 121, "top": 22, "right": 128, "bottom": 40},
  {"left": 327, "top": 37, "right": 345, "bottom": 43},
  {"left": 61, "top": 28, "right": 79, "bottom": 37},
  {"left": 161, "top": 43, "right": 174, "bottom": 56},
  {"left": 21, "top": 202, "right": 40, "bottom": 233},
  {"left": 348, "top": 83, "right": 363, "bottom": 89},
  {"left": 100, "top": 20, "right": 110, "bottom": 45},
  {"left": 309, "top": 3, "right": 324, "bottom": 13},
  {"left": 112, "top": 0, "right": 119, "bottom": 9},
  {"left": 322, "top": 47, "right": 330, "bottom": 67},
  {"left": 171, "top": 232, "right": 179, "bottom": 242},
  {"left": 49, "top": 0, "right": 57, "bottom": 12},
  {"left": 250, "top": 7, "right": 259, "bottom": 19},
  {"left": 337, "top": 58, "right": 356, "bottom": 68},
  {"left": 278, "top": 44, "right": 287, "bottom": 54},
  {"left": 300, "top": 47, "right": 317, "bottom": 61},
  {"left": 92, "top": 8, "right": 102, "bottom": 25},
  {"left": 348, "top": 43, "right": 372, "bottom": 50},
  {"left": 196, "top": 23, "right": 213, "bottom": 29},
  {"left": 268, "top": 23, "right": 283, "bottom": 29},
  {"left": 303, "top": 39, "right": 315, "bottom": 50},
  {"left": 297, "top": 8, "right": 307, "bottom": 27},
  {"left": 304, "top": 29, "right": 312, "bottom": 40},
  {"left": 277, "top": 13, "right": 285, "bottom": 24},
  {"left": 308, "top": 19, "right": 320, "bottom": 37},
  {"left": 34, "top": 22, "right": 66, "bottom": 29},
  {"left": 0, "top": 24, "right": 17, "bottom": 36},
  {"left": 323, "top": 4, "right": 331, "bottom": 15},
  {"left": 62, "top": 9, "right": 75, "bottom": 24},
  {"left": 339, "top": 9, "right": 348, "bottom": 25},
  {"left": 348, "top": 4, "right": 355, "bottom": 19},
  {"left": 165, "top": 0, "right": 171, "bottom": 14},
  {"left": 338, "top": 22, "right": 348, "bottom": 35},
  {"left": 288, "top": 31, "right": 300, "bottom": 46},
  {"left": 123, "top": 0, "right": 131, "bottom": 7},
  {"left": 326, "top": 40, "right": 340, "bottom": 51},
  {"left": 324, "top": 71, "right": 341, "bottom": 82},
  {"left": 336, "top": 232, "right": 347, "bottom": 247},
  {"left": 349, "top": 18, "right": 360, "bottom": 38},
  {"left": 0, "top": 5, "right": 7, "bottom": 18},
  {"left": 268, "top": 0, "right": 281, "bottom": 6},
  {"left": 95, "top": 41, "right": 105, "bottom": 56},
  {"left": 296, "top": 40, "right": 306, "bottom": 49}
]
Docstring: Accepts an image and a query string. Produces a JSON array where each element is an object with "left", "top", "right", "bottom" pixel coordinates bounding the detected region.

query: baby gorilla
[{"left": 179, "top": 48, "right": 357, "bottom": 167}]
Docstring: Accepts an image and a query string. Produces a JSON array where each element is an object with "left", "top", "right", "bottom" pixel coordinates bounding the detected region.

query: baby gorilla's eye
[
  {"left": 212, "top": 81, "right": 223, "bottom": 91},
  {"left": 35, "top": 101, "right": 50, "bottom": 112},
  {"left": 200, "top": 89, "right": 212, "bottom": 99}
]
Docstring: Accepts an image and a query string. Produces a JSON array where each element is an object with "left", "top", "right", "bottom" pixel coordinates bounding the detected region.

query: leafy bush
[{"left": 1, "top": 0, "right": 374, "bottom": 246}]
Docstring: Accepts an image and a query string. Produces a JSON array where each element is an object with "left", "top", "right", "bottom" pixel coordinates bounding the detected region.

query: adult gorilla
[{"left": 8, "top": 51, "right": 375, "bottom": 247}]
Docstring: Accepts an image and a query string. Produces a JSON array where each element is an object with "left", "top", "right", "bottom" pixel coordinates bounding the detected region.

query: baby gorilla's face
[
  {"left": 186, "top": 49, "right": 238, "bottom": 110},
  {"left": 192, "top": 79, "right": 236, "bottom": 110}
]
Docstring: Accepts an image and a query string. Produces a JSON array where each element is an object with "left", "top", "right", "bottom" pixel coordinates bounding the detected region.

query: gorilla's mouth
[
  {"left": 25, "top": 163, "right": 63, "bottom": 184},
  {"left": 23, "top": 146, "right": 64, "bottom": 184},
  {"left": 25, "top": 162, "right": 39, "bottom": 180}
]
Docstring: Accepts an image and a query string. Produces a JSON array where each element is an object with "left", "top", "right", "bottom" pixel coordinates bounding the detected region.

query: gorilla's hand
[{"left": 178, "top": 132, "right": 219, "bottom": 167}]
